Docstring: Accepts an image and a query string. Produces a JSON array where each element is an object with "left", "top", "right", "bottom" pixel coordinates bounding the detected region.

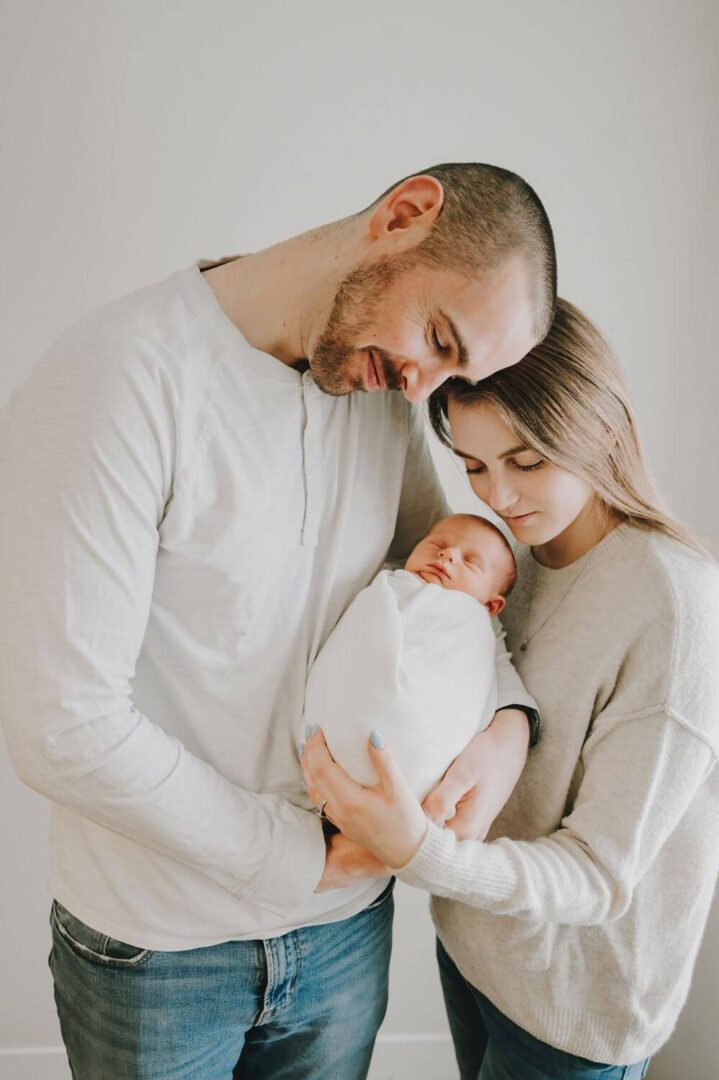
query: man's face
[{"left": 309, "top": 253, "right": 537, "bottom": 403}]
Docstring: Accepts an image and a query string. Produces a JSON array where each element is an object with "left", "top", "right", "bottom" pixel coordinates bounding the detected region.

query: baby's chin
[{"left": 410, "top": 567, "right": 490, "bottom": 605}]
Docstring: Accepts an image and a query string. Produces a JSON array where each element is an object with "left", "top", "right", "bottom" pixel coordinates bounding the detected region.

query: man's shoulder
[
  {"left": 35, "top": 266, "right": 216, "bottom": 410},
  {"left": 53, "top": 266, "right": 201, "bottom": 361}
]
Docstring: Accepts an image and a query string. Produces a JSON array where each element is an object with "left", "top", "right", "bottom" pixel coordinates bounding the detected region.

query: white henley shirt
[{"left": 0, "top": 262, "right": 534, "bottom": 950}]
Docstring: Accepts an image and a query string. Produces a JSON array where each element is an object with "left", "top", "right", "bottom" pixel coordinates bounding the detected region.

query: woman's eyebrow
[{"left": 452, "top": 444, "right": 527, "bottom": 460}]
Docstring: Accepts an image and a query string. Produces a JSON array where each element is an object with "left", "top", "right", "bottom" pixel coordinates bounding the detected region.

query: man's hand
[
  {"left": 422, "top": 708, "right": 530, "bottom": 841},
  {"left": 315, "top": 831, "right": 391, "bottom": 892}
]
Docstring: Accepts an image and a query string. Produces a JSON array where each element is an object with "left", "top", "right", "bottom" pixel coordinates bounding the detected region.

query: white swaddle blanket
[{"left": 304, "top": 569, "right": 498, "bottom": 801}]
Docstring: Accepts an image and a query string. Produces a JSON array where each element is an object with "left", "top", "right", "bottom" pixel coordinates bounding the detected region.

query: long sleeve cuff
[
  {"left": 244, "top": 802, "right": 327, "bottom": 915},
  {"left": 396, "top": 821, "right": 518, "bottom": 912}
]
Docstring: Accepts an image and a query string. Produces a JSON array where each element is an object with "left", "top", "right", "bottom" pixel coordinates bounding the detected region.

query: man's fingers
[
  {"left": 422, "top": 773, "right": 471, "bottom": 825},
  {"left": 446, "top": 812, "right": 490, "bottom": 842}
]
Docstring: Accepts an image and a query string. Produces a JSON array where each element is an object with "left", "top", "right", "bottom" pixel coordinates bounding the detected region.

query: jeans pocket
[
  {"left": 50, "top": 900, "right": 154, "bottom": 969},
  {"left": 624, "top": 1059, "right": 651, "bottom": 1079}
]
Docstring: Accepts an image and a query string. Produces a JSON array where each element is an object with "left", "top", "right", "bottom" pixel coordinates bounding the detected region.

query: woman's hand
[
  {"left": 301, "top": 728, "right": 428, "bottom": 869},
  {"left": 421, "top": 708, "right": 530, "bottom": 840},
  {"left": 314, "top": 831, "right": 391, "bottom": 892}
]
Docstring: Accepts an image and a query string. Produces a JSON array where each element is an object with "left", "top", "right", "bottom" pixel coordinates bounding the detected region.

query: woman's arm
[{"left": 302, "top": 704, "right": 716, "bottom": 924}]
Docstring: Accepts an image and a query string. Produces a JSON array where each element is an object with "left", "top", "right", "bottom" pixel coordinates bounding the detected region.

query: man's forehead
[{"left": 434, "top": 258, "right": 537, "bottom": 377}]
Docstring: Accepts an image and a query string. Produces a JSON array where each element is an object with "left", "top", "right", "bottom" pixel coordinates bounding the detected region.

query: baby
[{"left": 302, "top": 514, "right": 516, "bottom": 801}]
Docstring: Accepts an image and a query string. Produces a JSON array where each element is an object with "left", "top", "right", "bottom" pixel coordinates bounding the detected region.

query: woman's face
[{"left": 447, "top": 400, "right": 596, "bottom": 549}]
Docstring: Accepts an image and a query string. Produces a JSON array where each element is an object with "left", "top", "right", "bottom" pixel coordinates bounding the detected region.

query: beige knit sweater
[{"left": 398, "top": 524, "right": 719, "bottom": 1065}]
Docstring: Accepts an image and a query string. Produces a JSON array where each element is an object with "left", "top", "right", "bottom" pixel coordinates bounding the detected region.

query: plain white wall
[{"left": 1, "top": 2, "right": 717, "bottom": 1078}]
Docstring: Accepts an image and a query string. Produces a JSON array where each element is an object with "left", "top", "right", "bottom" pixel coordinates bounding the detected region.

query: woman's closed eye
[
  {"left": 464, "top": 458, "right": 545, "bottom": 475},
  {"left": 513, "top": 457, "right": 545, "bottom": 472}
]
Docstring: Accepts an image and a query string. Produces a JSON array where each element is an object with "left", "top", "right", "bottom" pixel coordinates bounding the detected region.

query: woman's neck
[{"left": 532, "top": 500, "right": 621, "bottom": 569}]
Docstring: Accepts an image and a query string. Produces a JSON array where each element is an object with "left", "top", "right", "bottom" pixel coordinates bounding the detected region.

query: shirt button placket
[{"left": 300, "top": 375, "right": 323, "bottom": 548}]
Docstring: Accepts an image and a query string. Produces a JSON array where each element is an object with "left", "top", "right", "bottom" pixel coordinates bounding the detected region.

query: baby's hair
[{"left": 434, "top": 513, "right": 517, "bottom": 597}]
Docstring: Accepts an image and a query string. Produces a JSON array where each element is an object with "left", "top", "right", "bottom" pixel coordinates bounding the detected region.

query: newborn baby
[{"left": 302, "top": 514, "right": 516, "bottom": 801}]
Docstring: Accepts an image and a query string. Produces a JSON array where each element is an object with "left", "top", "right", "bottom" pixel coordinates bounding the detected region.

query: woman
[{"left": 302, "top": 299, "right": 719, "bottom": 1079}]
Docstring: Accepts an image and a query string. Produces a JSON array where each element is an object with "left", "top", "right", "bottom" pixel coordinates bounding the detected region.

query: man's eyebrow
[
  {"left": 452, "top": 444, "right": 528, "bottom": 460},
  {"left": 439, "top": 310, "right": 469, "bottom": 370}
]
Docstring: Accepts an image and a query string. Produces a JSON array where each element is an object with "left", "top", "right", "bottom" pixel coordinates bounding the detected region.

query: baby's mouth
[{"left": 425, "top": 562, "right": 450, "bottom": 581}]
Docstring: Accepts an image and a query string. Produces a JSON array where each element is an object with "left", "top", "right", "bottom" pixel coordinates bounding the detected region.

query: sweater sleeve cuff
[
  {"left": 243, "top": 803, "right": 326, "bottom": 916},
  {"left": 495, "top": 684, "right": 538, "bottom": 714},
  {"left": 396, "top": 821, "right": 518, "bottom": 911}
]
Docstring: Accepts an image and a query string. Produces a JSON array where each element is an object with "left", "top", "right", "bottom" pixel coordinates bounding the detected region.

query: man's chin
[
  {"left": 309, "top": 361, "right": 364, "bottom": 397},
  {"left": 311, "top": 375, "right": 359, "bottom": 397}
]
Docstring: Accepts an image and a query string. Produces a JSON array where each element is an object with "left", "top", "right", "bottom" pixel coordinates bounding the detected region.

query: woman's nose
[{"left": 487, "top": 473, "right": 518, "bottom": 514}]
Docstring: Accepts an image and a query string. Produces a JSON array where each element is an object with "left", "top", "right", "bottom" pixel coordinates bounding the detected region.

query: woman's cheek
[{"left": 468, "top": 475, "right": 489, "bottom": 502}]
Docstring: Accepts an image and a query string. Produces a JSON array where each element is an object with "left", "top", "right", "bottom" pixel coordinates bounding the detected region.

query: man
[{"left": 0, "top": 163, "right": 555, "bottom": 1078}]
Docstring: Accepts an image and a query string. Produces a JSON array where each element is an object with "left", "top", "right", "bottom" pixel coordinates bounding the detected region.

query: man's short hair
[{"left": 372, "top": 162, "right": 557, "bottom": 342}]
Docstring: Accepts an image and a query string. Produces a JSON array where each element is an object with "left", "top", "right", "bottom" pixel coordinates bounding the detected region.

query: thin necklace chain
[{"left": 519, "top": 548, "right": 598, "bottom": 652}]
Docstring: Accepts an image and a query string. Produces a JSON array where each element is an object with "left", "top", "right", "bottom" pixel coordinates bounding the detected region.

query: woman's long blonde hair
[{"left": 428, "top": 298, "right": 709, "bottom": 558}]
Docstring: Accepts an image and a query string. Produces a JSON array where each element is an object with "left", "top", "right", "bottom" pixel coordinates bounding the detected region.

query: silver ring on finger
[{"left": 315, "top": 797, "right": 328, "bottom": 819}]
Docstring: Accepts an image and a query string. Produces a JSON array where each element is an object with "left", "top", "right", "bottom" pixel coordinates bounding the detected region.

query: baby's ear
[{"left": 485, "top": 595, "right": 506, "bottom": 617}]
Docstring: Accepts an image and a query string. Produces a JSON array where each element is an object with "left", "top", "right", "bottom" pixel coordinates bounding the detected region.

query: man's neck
[{"left": 200, "top": 221, "right": 356, "bottom": 366}]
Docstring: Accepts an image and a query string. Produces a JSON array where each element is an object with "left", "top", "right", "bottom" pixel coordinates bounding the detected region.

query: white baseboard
[
  {"left": 0, "top": 1036, "right": 456, "bottom": 1080},
  {"left": 0, "top": 1047, "right": 70, "bottom": 1080},
  {"left": 369, "top": 1034, "right": 456, "bottom": 1080}
]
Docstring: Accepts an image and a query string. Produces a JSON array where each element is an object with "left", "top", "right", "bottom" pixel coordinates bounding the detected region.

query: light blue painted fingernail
[
  {"left": 305, "top": 724, "right": 312, "bottom": 738},
  {"left": 370, "top": 729, "right": 384, "bottom": 749},
  {"left": 298, "top": 741, "right": 305, "bottom": 757},
  {"left": 310, "top": 724, "right": 319, "bottom": 736}
]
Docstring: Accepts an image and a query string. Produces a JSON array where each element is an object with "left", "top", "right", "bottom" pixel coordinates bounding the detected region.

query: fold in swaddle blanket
[{"left": 303, "top": 568, "right": 498, "bottom": 801}]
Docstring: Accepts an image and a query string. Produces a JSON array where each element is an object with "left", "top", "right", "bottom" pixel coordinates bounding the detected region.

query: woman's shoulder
[
  {"left": 640, "top": 529, "right": 719, "bottom": 622},
  {"left": 612, "top": 527, "right": 719, "bottom": 738}
]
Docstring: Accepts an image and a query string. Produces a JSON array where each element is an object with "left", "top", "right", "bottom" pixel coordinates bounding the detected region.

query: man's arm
[
  {"left": 0, "top": 338, "right": 325, "bottom": 915},
  {"left": 422, "top": 707, "right": 530, "bottom": 840}
]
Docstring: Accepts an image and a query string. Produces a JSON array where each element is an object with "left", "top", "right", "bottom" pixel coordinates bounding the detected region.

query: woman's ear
[{"left": 485, "top": 595, "right": 506, "bottom": 618}]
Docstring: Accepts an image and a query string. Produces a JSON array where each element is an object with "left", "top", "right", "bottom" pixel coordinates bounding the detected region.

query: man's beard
[{"left": 310, "top": 256, "right": 409, "bottom": 396}]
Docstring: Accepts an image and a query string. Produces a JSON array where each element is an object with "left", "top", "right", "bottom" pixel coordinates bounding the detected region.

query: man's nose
[{"left": 399, "top": 359, "right": 447, "bottom": 405}]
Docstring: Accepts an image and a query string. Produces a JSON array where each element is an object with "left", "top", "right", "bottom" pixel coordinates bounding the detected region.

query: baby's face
[{"left": 405, "top": 515, "right": 510, "bottom": 612}]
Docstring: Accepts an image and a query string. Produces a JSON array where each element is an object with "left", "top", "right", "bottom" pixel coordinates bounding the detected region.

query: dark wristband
[{"left": 496, "top": 704, "right": 541, "bottom": 749}]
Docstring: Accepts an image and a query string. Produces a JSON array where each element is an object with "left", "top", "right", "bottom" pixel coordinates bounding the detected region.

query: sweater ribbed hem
[{"left": 437, "top": 931, "right": 677, "bottom": 1066}]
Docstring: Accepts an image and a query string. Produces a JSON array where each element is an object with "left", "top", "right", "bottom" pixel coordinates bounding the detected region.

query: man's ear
[
  {"left": 367, "top": 175, "right": 444, "bottom": 249},
  {"left": 485, "top": 595, "right": 506, "bottom": 617}
]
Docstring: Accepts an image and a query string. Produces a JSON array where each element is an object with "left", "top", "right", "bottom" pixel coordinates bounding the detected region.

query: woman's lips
[{"left": 503, "top": 512, "right": 537, "bottom": 524}]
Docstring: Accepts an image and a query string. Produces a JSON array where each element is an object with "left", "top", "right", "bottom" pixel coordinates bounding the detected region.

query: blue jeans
[
  {"left": 49, "top": 882, "right": 394, "bottom": 1079},
  {"left": 437, "top": 939, "right": 651, "bottom": 1080}
]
